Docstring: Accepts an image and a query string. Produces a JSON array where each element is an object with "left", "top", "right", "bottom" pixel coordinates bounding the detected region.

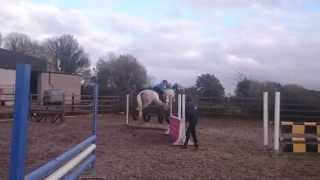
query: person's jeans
[{"left": 184, "top": 122, "right": 198, "bottom": 146}]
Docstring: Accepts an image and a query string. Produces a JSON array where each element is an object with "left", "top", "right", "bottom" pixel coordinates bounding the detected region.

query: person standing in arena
[{"left": 183, "top": 96, "right": 199, "bottom": 149}]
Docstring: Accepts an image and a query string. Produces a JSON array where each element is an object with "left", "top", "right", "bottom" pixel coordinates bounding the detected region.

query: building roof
[
  {"left": 0, "top": 48, "right": 47, "bottom": 71},
  {"left": 41, "top": 71, "right": 81, "bottom": 77}
]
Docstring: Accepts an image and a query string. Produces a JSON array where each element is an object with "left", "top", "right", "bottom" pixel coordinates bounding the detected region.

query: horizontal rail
[
  {"left": 45, "top": 144, "right": 96, "bottom": 180},
  {"left": 25, "top": 135, "right": 96, "bottom": 180},
  {"left": 280, "top": 109, "right": 320, "bottom": 113},
  {"left": 62, "top": 155, "right": 96, "bottom": 180}
]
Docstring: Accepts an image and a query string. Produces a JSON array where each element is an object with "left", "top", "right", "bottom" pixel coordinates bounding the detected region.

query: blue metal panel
[
  {"left": 25, "top": 135, "right": 96, "bottom": 180},
  {"left": 9, "top": 64, "right": 31, "bottom": 180},
  {"left": 62, "top": 155, "right": 96, "bottom": 180}
]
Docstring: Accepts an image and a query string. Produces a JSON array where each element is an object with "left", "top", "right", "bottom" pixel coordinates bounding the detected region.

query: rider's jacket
[{"left": 154, "top": 82, "right": 167, "bottom": 91}]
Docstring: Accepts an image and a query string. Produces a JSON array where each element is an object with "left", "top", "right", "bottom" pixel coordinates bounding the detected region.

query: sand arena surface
[{"left": 1, "top": 114, "right": 320, "bottom": 179}]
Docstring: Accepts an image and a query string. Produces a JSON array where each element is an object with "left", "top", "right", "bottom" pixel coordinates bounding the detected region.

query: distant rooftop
[{"left": 0, "top": 48, "right": 47, "bottom": 71}]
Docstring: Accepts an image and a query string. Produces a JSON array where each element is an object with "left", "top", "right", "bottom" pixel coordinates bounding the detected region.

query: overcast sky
[{"left": 1, "top": 0, "right": 320, "bottom": 93}]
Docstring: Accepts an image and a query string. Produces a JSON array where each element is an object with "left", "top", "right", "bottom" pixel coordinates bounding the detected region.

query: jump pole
[
  {"left": 165, "top": 95, "right": 174, "bottom": 134},
  {"left": 9, "top": 64, "right": 31, "bottom": 180},
  {"left": 274, "top": 92, "right": 280, "bottom": 151},
  {"left": 263, "top": 92, "right": 269, "bottom": 146},
  {"left": 170, "top": 96, "right": 173, "bottom": 116},
  {"left": 178, "top": 94, "right": 181, "bottom": 119},
  {"left": 180, "top": 94, "right": 186, "bottom": 144}
]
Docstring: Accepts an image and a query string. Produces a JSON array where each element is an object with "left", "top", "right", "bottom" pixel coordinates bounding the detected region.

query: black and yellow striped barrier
[{"left": 280, "top": 121, "right": 320, "bottom": 153}]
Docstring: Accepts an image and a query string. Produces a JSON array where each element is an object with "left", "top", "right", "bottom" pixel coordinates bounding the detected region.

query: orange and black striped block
[
  {"left": 281, "top": 137, "right": 319, "bottom": 153},
  {"left": 280, "top": 121, "right": 320, "bottom": 153}
]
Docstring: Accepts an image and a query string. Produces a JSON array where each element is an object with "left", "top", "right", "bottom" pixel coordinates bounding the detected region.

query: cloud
[
  {"left": 182, "top": 0, "right": 305, "bottom": 9},
  {"left": 0, "top": 0, "right": 320, "bottom": 94}
]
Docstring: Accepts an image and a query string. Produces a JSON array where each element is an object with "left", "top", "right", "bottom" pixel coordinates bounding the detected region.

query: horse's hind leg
[
  {"left": 143, "top": 111, "right": 151, "bottom": 122},
  {"left": 158, "top": 114, "right": 163, "bottom": 124},
  {"left": 132, "top": 110, "right": 138, "bottom": 121},
  {"left": 165, "top": 111, "right": 170, "bottom": 124},
  {"left": 158, "top": 109, "right": 164, "bottom": 124}
]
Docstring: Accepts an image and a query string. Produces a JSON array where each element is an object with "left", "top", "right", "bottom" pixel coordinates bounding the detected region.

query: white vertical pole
[
  {"left": 181, "top": 94, "right": 186, "bottom": 144},
  {"left": 182, "top": 95, "right": 185, "bottom": 121},
  {"left": 274, "top": 92, "right": 280, "bottom": 151},
  {"left": 165, "top": 95, "right": 172, "bottom": 135},
  {"left": 170, "top": 97, "right": 173, "bottom": 116},
  {"left": 263, "top": 92, "right": 269, "bottom": 146},
  {"left": 126, "top": 94, "right": 129, "bottom": 125},
  {"left": 178, "top": 94, "right": 182, "bottom": 119}
]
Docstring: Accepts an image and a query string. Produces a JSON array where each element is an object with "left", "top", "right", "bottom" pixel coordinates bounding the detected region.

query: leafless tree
[
  {"left": 43, "top": 34, "right": 89, "bottom": 74},
  {"left": 3, "top": 32, "right": 48, "bottom": 59},
  {"left": 3, "top": 32, "right": 33, "bottom": 54}
]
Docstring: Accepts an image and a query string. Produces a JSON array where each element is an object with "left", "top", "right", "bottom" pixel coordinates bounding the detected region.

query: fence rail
[
  {"left": 0, "top": 94, "right": 126, "bottom": 116},
  {"left": 1, "top": 93, "right": 320, "bottom": 120},
  {"left": 198, "top": 96, "right": 320, "bottom": 120}
]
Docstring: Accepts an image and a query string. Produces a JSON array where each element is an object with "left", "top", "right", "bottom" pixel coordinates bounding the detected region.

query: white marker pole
[
  {"left": 126, "top": 94, "right": 129, "bottom": 125},
  {"left": 274, "top": 92, "right": 280, "bottom": 151},
  {"left": 178, "top": 94, "right": 182, "bottom": 119},
  {"left": 181, "top": 94, "right": 187, "bottom": 144},
  {"left": 170, "top": 97, "right": 173, "bottom": 117},
  {"left": 182, "top": 95, "right": 185, "bottom": 121},
  {"left": 263, "top": 92, "right": 269, "bottom": 146}
]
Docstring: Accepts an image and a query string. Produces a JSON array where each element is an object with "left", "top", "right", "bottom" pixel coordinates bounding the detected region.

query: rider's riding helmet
[{"left": 162, "top": 80, "right": 168, "bottom": 87}]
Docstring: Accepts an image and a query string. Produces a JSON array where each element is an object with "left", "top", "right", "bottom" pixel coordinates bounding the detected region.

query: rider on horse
[
  {"left": 153, "top": 80, "right": 168, "bottom": 101},
  {"left": 133, "top": 80, "right": 175, "bottom": 122}
]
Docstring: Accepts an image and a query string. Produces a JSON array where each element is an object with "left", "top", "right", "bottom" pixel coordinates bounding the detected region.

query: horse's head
[{"left": 163, "top": 89, "right": 175, "bottom": 105}]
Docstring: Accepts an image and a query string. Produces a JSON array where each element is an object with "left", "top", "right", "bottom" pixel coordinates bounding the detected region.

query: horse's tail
[{"left": 137, "top": 92, "right": 143, "bottom": 119}]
